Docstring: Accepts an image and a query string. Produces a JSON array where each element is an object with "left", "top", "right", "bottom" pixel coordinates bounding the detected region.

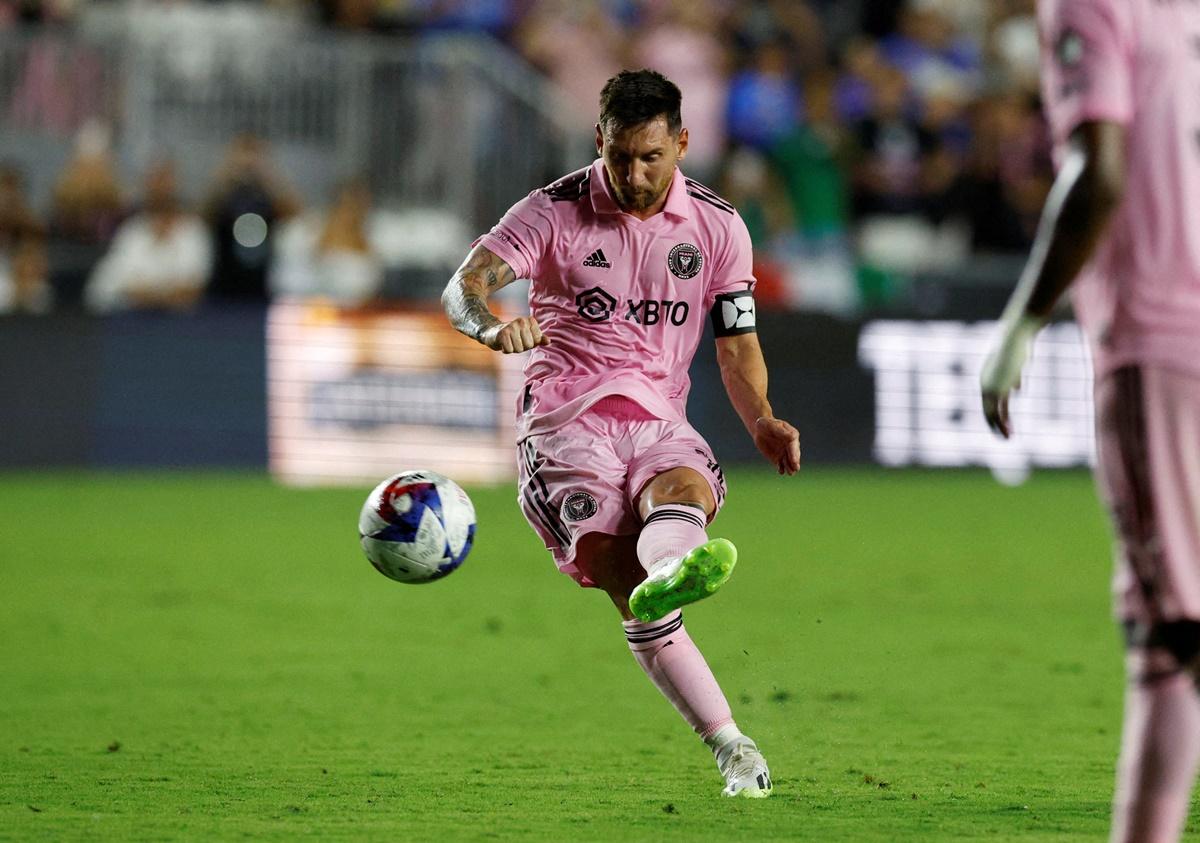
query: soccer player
[
  {"left": 442, "top": 69, "right": 800, "bottom": 798},
  {"left": 980, "top": 2, "right": 1200, "bottom": 840}
]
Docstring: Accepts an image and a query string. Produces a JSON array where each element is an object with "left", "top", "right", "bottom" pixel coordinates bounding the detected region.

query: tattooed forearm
[
  {"left": 454, "top": 290, "right": 502, "bottom": 342},
  {"left": 442, "top": 245, "right": 517, "bottom": 343}
]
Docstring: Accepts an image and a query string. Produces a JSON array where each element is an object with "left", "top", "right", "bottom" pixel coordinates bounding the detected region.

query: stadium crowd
[{"left": 0, "top": 0, "right": 1049, "bottom": 315}]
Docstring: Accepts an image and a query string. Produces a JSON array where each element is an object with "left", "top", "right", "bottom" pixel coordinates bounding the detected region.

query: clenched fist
[{"left": 481, "top": 317, "right": 550, "bottom": 354}]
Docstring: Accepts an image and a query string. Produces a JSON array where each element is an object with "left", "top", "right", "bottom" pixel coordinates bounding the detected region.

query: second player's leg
[{"left": 1097, "top": 366, "right": 1200, "bottom": 843}]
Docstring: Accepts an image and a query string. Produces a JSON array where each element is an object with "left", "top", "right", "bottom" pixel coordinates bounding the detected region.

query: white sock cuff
[{"left": 704, "top": 722, "right": 744, "bottom": 751}]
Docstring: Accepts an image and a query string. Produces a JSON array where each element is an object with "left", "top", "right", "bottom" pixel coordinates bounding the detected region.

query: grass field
[{"left": 1, "top": 467, "right": 1187, "bottom": 841}]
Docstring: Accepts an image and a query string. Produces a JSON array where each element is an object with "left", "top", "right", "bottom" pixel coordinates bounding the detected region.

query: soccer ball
[{"left": 358, "top": 470, "right": 476, "bottom": 584}]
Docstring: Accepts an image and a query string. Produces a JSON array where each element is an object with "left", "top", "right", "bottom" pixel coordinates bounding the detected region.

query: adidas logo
[{"left": 582, "top": 248, "right": 612, "bottom": 269}]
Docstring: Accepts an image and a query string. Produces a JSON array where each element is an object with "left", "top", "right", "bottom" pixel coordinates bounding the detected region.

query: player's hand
[
  {"left": 481, "top": 317, "right": 549, "bottom": 354},
  {"left": 979, "top": 314, "right": 1040, "bottom": 439},
  {"left": 754, "top": 416, "right": 801, "bottom": 476}
]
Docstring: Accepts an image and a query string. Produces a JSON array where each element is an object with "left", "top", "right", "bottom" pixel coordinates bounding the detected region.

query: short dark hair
[{"left": 598, "top": 69, "right": 682, "bottom": 136}]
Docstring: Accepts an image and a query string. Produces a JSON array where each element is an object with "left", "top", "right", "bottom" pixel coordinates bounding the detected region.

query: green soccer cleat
[{"left": 628, "top": 538, "right": 738, "bottom": 622}]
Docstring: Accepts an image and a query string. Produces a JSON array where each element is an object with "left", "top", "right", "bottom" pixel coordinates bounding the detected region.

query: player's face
[{"left": 597, "top": 116, "right": 688, "bottom": 213}]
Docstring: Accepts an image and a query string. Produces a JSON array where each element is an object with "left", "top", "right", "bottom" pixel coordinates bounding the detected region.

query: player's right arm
[
  {"left": 981, "top": 0, "right": 1133, "bottom": 437},
  {"left": 981, "top": 122, "right": 1125, "bottom": 437},
  {"left": 441, "top": 243, "right": 548, "bottom": 353}
]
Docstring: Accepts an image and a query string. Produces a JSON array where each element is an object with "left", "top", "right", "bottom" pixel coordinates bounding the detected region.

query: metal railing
[{"left": 0, "top": 12, "right": 580, "bottom": 232}]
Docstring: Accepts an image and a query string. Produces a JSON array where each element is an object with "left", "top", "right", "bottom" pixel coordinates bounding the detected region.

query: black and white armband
[{"left": 709, "top": 291, "right": 757, "bottom": 337}]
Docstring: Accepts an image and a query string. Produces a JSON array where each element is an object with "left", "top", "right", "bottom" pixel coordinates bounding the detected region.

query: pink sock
[
  {"left": 638, "top": 504, "right": 707, "bottom": 576},
  {"left": 1111, "top": 654, "right": 1200, "bottom": 843},
  {"left": 623, "top": 609, "right": 735, "bottom": 742}
]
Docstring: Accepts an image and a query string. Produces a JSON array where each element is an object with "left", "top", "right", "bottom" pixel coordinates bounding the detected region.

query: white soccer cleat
[{"left": 715, "top": 736, "right": 773, "bottom": 798}]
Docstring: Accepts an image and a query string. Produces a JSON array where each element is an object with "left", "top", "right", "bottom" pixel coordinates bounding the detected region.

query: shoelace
[{"left": 717, "top": 740, "right": 761, "bottom": 777}]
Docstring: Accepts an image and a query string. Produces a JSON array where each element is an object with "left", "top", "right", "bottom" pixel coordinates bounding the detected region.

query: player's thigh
[
  {"left": 572, "top": 532, "right": 643, "bottom": 618},
  {"left": 628, "top": 421, "right": 727, "bottom": 522},
  {"left": 1095, "top": 365, "right": 1200, "bottom": 622},
  {"left": 517, "top": 426, "right": 640, "bottom": 586}
]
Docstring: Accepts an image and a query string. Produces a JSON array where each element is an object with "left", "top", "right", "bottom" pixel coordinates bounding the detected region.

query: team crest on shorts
[
  {"left": 562, "top": 491, "right": 598, "bottom": 522},
  {"left": 667, "top": 243, "right": 703, "bottom": 279}
]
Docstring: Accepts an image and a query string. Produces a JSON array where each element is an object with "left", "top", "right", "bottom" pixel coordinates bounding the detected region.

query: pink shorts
[
  {"left": 517, "top": 396, "right": 727, "bottom": 587},
  {"left": 1095, "top": 366, "right": 1200, "bottom": 623}
]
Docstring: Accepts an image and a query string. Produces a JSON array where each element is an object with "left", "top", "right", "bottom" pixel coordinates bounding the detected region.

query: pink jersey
[
  {"left": 478, "top": 158, "right": 757, "bottom": 438},
  {"left": 1039, "top": 0, "right": 1200, "bottom": 379}
]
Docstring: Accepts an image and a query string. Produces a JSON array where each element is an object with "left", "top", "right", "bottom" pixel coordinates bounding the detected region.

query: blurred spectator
[
  {"left": 84, "top": 161, "right": 212, "bottom": 313},
  {"left": 203, "top": 135, "right": 301, "bottom": 304},
  {"left": 878, "top": 1, "right": 980, "bottom": 102},
  {"left": 989, "top": 0, "right": 1039, "bottom": 94},
  {"left": 9, "top": 32, "right": 109, "bottom": 136},
  {"left": 725, "top": 38, "right": 804, "bottom": 151},
  {"left": 51, "top": 119, "right": 124, "bottom": 245},
  {"left": 833, "top": 36, "right": 885, "bottom": 123},
  {"left": 727, "top": 0, "right": 826, "bottom": 71},
  {"left": 959, "top": 92, "right": 1051, "bottom": 252},
  {"left": 517, "top": 0, "right": 625, "bottom": 123},
  {"left": 0, "top": 163, "right": 43, "bottom": 254},
  {"left": 419, "top": 0, "right": 522, "bottom": 38},
  {"left": 632, "top": 0, "right": 729, "bottom": 182},
  {"left": 0, "top": 164, "right": 51, "bottom": 314},
  {"left": 718, "top": 146, "right": 793, "bottom": 308},
  {"left": 770, "top": 70, "right": 850, "bottom": 239},
  {"left": 720, "top": 146, "right": 792, "bottom": 251},
  {"left": 850, "top": 67, "right": 935, "bottom": 217},
  {"left": 0, "top": 236, "right": 52, "bottom": 314},
  {"left": 270, "top": 180, "right": 382, "bottom": 305}
]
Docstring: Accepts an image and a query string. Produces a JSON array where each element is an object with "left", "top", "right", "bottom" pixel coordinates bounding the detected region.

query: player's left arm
[
  {"left": 980, "top": 120, "right": 1126, "bottom": 437},
  {"left": 715, "top": 330, "right": 801, "bottom": 476}
]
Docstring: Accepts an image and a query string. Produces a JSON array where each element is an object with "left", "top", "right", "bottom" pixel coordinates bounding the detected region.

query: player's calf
[{"left": 622, "top": 609, "right": 771, "bottom": 798}]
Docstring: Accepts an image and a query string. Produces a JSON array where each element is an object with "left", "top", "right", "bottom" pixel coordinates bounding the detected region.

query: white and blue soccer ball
[{"left": 358, "top": 470, "right": 476, "bottom": 584}]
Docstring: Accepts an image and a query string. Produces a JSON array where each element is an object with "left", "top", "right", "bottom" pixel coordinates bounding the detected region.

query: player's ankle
[{"left": 703, "top": 722, "right": 744, "bottom": 753}]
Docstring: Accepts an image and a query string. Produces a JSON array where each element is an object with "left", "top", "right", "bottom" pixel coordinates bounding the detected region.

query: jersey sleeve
[
  {"left": 475, "top": 190, "right": 555, "bottom": 280},
  {"left": 708, "top": 211, "right": 758, "bottom": 337},
  {"left": 1039, "top": 0, "right": 1134, "bottom": 144}
]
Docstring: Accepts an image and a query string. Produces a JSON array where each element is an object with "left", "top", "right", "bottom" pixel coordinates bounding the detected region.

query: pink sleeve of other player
[
  {"left": 476, "top": 191, "right": 555, "bottom": 280},
  {"left": 708, "top": 212, "right": 756, "bottom": 300},
  {"left": 1040, "top": 0, "right": 1134, "bottom": 141}
]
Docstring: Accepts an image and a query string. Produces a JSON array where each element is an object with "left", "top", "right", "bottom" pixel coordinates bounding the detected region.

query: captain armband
[{"left": 709, "top": 290, "right": 757, "bottom": 337}]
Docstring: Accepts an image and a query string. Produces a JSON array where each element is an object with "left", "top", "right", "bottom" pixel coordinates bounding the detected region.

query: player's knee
[
  {"left": 1124, "top": 620, "right": 1200, "bottom": 681},
  {"left": 638, "top": 468, "right": 714, "bottom": 518}
]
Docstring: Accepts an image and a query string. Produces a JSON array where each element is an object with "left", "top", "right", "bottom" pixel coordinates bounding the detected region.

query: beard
[{"left": 613, "top": 175, "right": 671, "bottom": 211}]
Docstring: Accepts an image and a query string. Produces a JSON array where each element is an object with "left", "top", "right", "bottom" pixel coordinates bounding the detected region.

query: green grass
[{"left": 0, "top": 467, "right": 1184, "bottom": 841}]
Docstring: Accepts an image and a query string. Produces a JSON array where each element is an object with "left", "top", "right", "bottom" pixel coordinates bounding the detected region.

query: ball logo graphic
[
  {"left": 575, "top": 286, "right": 617, "bottom": 322},
  {"left": 359, "top": 470, "right": 476, "bottom": 584},
  {"left": 668, "top": 243, "right": 703, "bottom": 280}
]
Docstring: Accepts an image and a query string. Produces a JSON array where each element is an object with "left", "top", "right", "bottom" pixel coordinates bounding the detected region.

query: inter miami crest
[
  {"left": 667, "top": 243, "right": 703, "bottom": 280},
  {"left": 562, "top": 491, "right": 597, "bottom": 522}
]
